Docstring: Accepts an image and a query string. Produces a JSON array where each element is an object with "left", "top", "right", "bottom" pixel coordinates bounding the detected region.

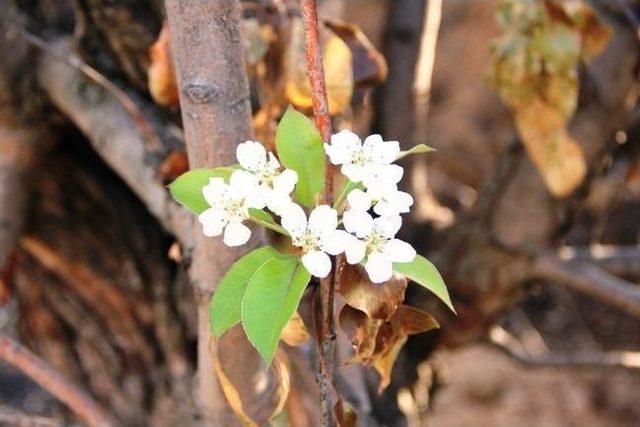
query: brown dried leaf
[
  {"left": 334, "top": 399, "right": 357, "bottom": 427},
  {"left": 213, "top": 326, "right": 290, "bottom": 425},
  {"left": 147, "top": 21, "right": 179, "bottom": 107},
  {"left": 280, "top": 311, "right": 310, "bottom": 347},
  {"left": 285, "top": 18, "right": 353, "bottom": 115},
  {"left": 159, "top": 151, "right": 189, "bottom": 182},
  {"left": 325, "top": 19, "right": 388, "bottom": 87},
  {"left": 514, "top": 98, "right": 586, "bottom": 197},
  {"left": 338, "top": 305, "right": 383, "bottom": 364},
  {"left": 339, "top": 264, "right": 407, "bottom": 320}
]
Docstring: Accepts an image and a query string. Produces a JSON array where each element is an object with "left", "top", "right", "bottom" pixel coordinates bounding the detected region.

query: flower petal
[
  {"left": 223, "top": 220, "right": 251, "bottom": 247},
  {"left": 373, "top": 215, "right": 401, "bottom": 239},
  {"left": 325, "top": 130, "right": 361, "bottom": 165},
  {"left": 363, "top": 164, "right": 403, "bottom": 188},
  {"left": 346, "top": 188, "right": 372, "bottom": 212},
  {"left": 383, "top": 239, "right": 416, "bottom": 263},
  {"left": 344, "top": 235, "right": 366, "bottom": 264},
  {"left": 202, "top": 177, "right": 228, "bottom": 207},
  {"left": 302, "top": 250, "right": 332, "bottom": 278},
  {"left": 341, "top": 163, "right": 367, "bottom": 183},
  {"left": 320, "top": 230, "right": 349, "bottom": 256},
  {"left": 198, "top": 207, "right": 227, "bottom": 237},
  {"left": 363, "top": 134, "right": 400, "bottom": 164},
  {"left": 272, "top": 169, "right": 298, "bottom": 194},
  {"left": 343, "top": 210, "right": 373, "bottom": 238},
  {"left": 280, "top": 203, "right": 308, "bottom": 237},
  {"left": 267, "top": 152, "right": 280, "bottom": 170},
  {"left": 237, "top": 141, "right": 267, "bottom": 172},
  {"left": 266, "top": 190, "right": 292, "bottom": 216},
  {"left": 364, "top": 253, "right": 393, "bottom": 283},
  {"left": 308, "top": 205, "right": 338, "bottom": 234}
]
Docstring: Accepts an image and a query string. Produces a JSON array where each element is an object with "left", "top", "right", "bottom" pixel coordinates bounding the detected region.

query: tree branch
[
  {"left": 0, "top": 333, "right": 116, "bottom": 427},
  {"left": 300, "top": 1, "right": 337, "bottom": 425},
  {"left": 164, "top": 1, "right": 259, "bottom": 424},
  {"left": 487, "top": 326, "right": 640, "bottom": 371},
  {"left": 534, "top": 253, "right": 640, "bottom": 318}
]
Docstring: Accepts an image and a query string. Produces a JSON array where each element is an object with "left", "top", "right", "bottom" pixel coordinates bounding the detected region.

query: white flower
[
  {"left": 236, "top": 140, "right": 298, "bottom": 215},
  {"left": 324, "top": 130, "right": 402, "bottom": 184},
  {"left": 198, "top": 171, "right": 264, "bottom": 247},
  {"left": 280, "top": 204, "right": 348, "bottom": 278},
  {"left": 346, "top": 186, "right": 413, "bottom": 218},
  {"left": 342, "top": 213, "right": 416, "bottom": 283}
]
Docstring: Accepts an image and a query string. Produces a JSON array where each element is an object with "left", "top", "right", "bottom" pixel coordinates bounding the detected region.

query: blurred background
[{"left": 1, "top": 0, "right": 639, "bottom": 426}]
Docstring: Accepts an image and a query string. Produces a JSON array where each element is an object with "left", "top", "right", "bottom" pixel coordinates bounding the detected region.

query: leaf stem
[{"left": 249, "top": 214, "right": 288, "bottom": 236}]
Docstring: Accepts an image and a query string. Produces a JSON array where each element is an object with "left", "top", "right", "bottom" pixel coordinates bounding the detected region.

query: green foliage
[
  {"left": 210, "top": 246, "right": 284, "bottom": 337},
  {"left": 242, "top": 257, "right": 311, "bottom": 364},
  {"left": 396, "top": 144, "right": 436, "bottom": 161},
  {"left": 276, "top": 107, "right": 325, "bottom": 207},
  {"left": 168, "top": 167, "right": 236, "bottom": 214},
  {"left": 394, "top": 255, "right": 455, "bottom": 313}
]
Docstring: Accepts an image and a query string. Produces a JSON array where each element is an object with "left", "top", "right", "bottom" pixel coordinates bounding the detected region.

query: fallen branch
[
  {"left": 487, "top": 325, "right": 640, "bottom": 371},
  {"left": 534, "top": 253, "right": 640, "bottom": 318},
  {"left": 300, "top": 1, "right": 337, "bottom": 425},
  {"left": 557, "top": 245, "right": 640, "bottom": 277},
  {"left": 0, "top": 333, "right": 116, "bottom": 427}
]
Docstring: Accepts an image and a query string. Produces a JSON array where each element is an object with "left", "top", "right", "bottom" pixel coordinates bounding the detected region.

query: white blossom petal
[
  {"left": 383, "top": 239, "right": 416, "bottom": 263},
  {"left": 267, "top": 152, "right": 280, "bottom": 170},
  {"left": 236, "top": 141, "right": 267, "bottom": 172},
  {"left": 280, "top": 203, "right": 308, "bottom": 237},
  {"left": 325, "top": 130, "right": 361, "bottom": 165},
  {"left": 320, "top": 230, "right": 349, "bottom": 256},
  {"left": 343, "top": 210, "right": 374, "bottom": 238},
  {"left": 364, "top": 252, "right": 393, "bottom": 283},
  {"left": 202, "top": 177, "right": 228, "bottom": 207},
  {"left": 363, "top": 164, "right": 403, "bottom": 188},
  {"left": 198, "top": 207, "right": 227, "bottom": 237},
  {"left": 223, "top": 220, "right": 251, "bottom": 247},
  {"left": 302, "top": 250, "right": 332, "bottom": 278},
  {"left": 363, "top": 135, "right": 400, "bottom": 164},
  {"left": 373, "top": 215, "right": 401, "bottom": 239},
  {"left": 308, "top": 205, "right": 338, "bottom": 234},
  {"left": 341, "top": 163, "right": 367, "bottom": 183},
  {"left": 346, "top": 188, "right": 372, "bottom": 212},
  {"left": 272, "top": 169, "right": 298, "bottom": 194},
  {"left": 266, "top": 190, "right": 292, "bottom": 216},
  {"left": 373, "top": 190, "right": 413, "bottom": 216},
  {"left": 344, "top": 235, "right": 366, "bottom": 265},
  {"left": 229, "top": 170, "right": 259, "bottom": 195}
]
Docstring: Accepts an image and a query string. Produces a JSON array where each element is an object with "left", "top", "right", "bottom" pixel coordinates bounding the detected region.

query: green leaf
[
  {"left": 169, "top": 167, "right": 237, "bottom": 214},
  {"left": 276, "top": 107, "right": 325, "bottom": 207},
  {"left": 395, "top": 144, "right": 436, "bottom": 161},
  {"left": 242, "top": 257, "right": 311, "bottom": 364},
  {"left": 394, "top": 255, "right": 455, "bottom": 313},
  {"left": 210, "top": 246, "right": 284, "bottom": 337},
  {"left": 248, "top": 208, "right": 287, "bottom": 235}
]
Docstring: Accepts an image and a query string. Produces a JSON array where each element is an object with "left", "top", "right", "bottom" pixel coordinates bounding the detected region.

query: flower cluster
[{"left": 198, "top": 132, "right": 416, "bottom": 283}]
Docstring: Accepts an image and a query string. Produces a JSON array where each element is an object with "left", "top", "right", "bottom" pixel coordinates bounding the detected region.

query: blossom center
[
  {"left": 256, "top": 166, "right": 279, "bottom": 188},
  {"left": 364, "top": 231, "right": 388, "bottom": 254},
  {"left": 292, "top": 229, "right": 321, "bottom": 253},
  {"left": 223, "top": 197, "right": 249, "bottom": 221},
  {"left": 350, "top": 150, "right": 370, "bottom": 166}
]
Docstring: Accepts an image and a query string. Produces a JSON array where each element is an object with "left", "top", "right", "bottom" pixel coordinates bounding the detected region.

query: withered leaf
[
  {"left": 325, "top": 19, "right": 388, "bottom": 88},
  {"left": 334, "top": 399, "right": 357, "bottom": 427},
  {"left": 280, "top": 311, "right": 310, "bottom": 347},
  {"left": 285, "top": 18, "right": 354, "bottom": 115},
  {"left": 147, "top": 21, "right": 179, "bottom": 107},
  {"left": 339, "top": 264, "right": 407, "bottom": 321},
  {"left": 487, "top": 0, "right": 611, "bottom": 198},
  {"left": 339, "top": 305, "right": 383, "bottom": 364},
  {"left": 213, "top": 326, "right": 290, "bottom": 425}
]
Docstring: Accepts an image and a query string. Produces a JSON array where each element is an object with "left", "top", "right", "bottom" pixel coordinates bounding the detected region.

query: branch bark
[
  {"left": 0, "top": 333, "right": 116, "bottom": 427},
  {"left": 300, "top": 1, "right": 337, "bottom": 425},
  {"left": 164, "top": 1, "right": 259, "bottom": 424}
]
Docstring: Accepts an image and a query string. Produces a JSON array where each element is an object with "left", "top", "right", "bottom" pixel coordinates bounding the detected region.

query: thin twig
[
  {"left": 0, "top": 333, "right": 116, "bottom": 427},
  {"left": 300, "top": 1, "right": 336, "bottom": 425},
  {"left": 487, "top": 326, "right": 640, "bottom": 371},
  {"left": 534, "top": 253, "right": 640, "bottom": 318}
]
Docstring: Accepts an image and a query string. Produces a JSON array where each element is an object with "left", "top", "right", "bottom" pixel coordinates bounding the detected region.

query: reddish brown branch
[
  {"left": 300, "top": 1, "right": 336, "bottom": 425},
  {"left": 0, "top": 333, "right": 116, "bottom": 427}
]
